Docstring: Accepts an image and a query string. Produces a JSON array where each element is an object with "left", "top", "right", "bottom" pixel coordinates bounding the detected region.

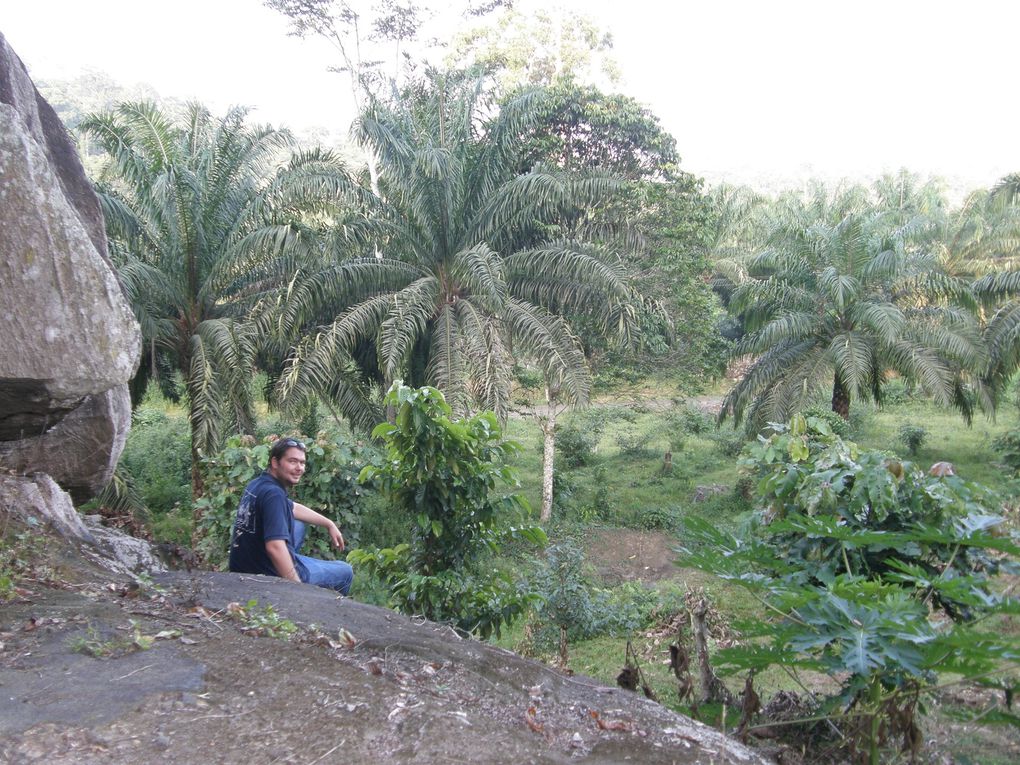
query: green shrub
[
  {"left": 513, "top": 364, "right": 544, "bottom": 392},
  {"left": 638, "top": 505, "right": 681, "bottom": 531},
  {"left": 800, "top": 404, "right": 853, "bottom": 439},
  {"left": 667, "top": 404, "right": 713, "bottom": 436},
  {"left": 897, "top": 423, "right": 928, "bottom": 456},
  {"left": 552, "top": 470, "right": 579, "bottom": 517},
  {"left": 530, "top": 542, "right": 605, "bottom": 644},
  {"left": 525, "top": 563, "right": 689, "bottom": 660},
  {"left": 195, "top": 433, "right": 380, "bottom": 568},
  {"left": 614, "top": 427, "right": 654, "bottom": 457},
  {"left": 119, "top": 411, "right": 192, "bottom": 522},
  {"left": 131, "top": 405, "right": 169, "bottom": 428},
  {"left": 603, "top": 580, "right": 688, "bottom": 634},
  {"left": 350, "top": 384, "right": 545, "bottom": 639},
  {"left": 556, "top": 422, "right": 599, "bottom": 468},
  {"left": 707, "top": 429, "right": 746, "bottom": 457},
  {"left": 992, "top": 428, "right": 1020, "bottom": 475},
  {"left": 880, "top": 377, "right": 912, "bottom": 405}
]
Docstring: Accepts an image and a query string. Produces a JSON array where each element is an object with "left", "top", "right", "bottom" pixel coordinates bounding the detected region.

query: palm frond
[
  {"left": 503, "top": 298, "right": 591, "bottom": 406},
  {"left": 378, "top": 277, "right": 440, "bottom": 380}
]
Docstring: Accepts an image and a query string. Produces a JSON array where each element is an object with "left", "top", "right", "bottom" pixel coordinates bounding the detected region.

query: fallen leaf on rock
[
  {"left": 590, "top": 710, "right": 634, "bottom": 732},
  {"left": 338, "top": 627, "right": 356, "bottom": 647},
  {"left": 179, "top": 636, "right": 198, "bottom": 645},
  {"left": 524, "top": 706, "right": 544, "bottom": 733}
]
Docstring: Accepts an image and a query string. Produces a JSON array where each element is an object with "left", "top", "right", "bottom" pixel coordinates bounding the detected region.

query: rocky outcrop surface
[
  {"left": 0, "top": 567, "right": 771, "bottom": 764},
  {"left": 82, "top": 515, "right": 168, "bottom": 575},
  {"left": 0, "top": 472, "right": 93, "bottom": 540},
  {"left": 0, "top": 32, "right": 139, "bottom": 502}
]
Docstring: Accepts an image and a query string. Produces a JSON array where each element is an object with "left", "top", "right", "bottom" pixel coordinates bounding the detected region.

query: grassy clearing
[{"left": 498, "top": 393, "right": 1020, "bottom": 761}]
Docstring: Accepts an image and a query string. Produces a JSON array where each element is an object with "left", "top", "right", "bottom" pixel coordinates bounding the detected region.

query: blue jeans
[{"left": 291, "top": 520, "right": 354, "bottom": 595}]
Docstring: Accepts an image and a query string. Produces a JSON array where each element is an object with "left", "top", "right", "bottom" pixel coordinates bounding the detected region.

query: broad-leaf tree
[
  {"left": 81, "top": 101, "right": 357, "bottom": 498},
  {"left": 448, "top": 5, "right": 620, "bottom": 92},
  {"left": 351, "top": 383, "right": 545, "bottom": 638}
]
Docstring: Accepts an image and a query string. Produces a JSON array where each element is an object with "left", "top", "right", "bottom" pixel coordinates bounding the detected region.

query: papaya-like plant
[{"left": 680, "top": 414, "right": 1020, "bottom": 764}]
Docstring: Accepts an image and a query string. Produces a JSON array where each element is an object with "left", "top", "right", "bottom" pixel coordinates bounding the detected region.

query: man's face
[{"left": 269, "top": 447, "right": 306, "bottom": 488}]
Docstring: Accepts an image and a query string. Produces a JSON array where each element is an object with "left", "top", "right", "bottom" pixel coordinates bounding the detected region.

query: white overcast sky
[{"left": 2, "top": 0, "right": 1018, "bottom": 191}]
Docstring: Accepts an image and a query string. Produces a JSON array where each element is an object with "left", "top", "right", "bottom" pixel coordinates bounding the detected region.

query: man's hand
[
  {"left": 293, "top": 502, "right": 345, "bottom": 551},
  {"left": 327, "top": 522, "right": 345, "bottom": 551}
]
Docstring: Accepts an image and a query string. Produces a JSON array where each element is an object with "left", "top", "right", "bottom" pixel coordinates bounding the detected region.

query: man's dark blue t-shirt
[{"left": 228, "top": 470, "right": 297, "bottom": 577}]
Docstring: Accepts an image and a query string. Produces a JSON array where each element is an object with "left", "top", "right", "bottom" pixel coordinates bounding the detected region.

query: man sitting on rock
[{"left": 228, "top": 438, "right": 353, "bottom": 594}]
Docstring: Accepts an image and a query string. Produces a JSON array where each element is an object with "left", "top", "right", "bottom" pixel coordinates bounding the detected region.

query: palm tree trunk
[
  {"left": 831, "top": 375, "right": 850, "bottom": 420},
  {"left": 540, "top": 385, "right": 557, "bottom": 522},
  {"left": 540, "top": 417, "right": 556, "bottom": 523},
  {"left": 189, "top": 410, "right": 206, "bottom": 549}
]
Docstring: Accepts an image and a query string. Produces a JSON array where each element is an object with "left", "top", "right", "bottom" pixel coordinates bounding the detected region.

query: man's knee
[{"left": 334, "top": 561, "right": 353, "bottom": 595}]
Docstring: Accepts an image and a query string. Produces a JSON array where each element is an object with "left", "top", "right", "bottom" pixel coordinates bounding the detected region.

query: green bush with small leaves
[
  {"left": 992, "top": 428, "right": 1020, "bottom": 475},
  {"left": 556, "top": 422, "right": 600, "bottom": 468},
  {"left": 707, "top": 429, "right": 746, "bottom": 457},
  {"left": 119, "top": 411, "right": 192, "bottom": 518},
  {"left": 897, "top": 423, "right": 928, "bottom": 455},
  {"left": 350, "top": 384, "right": 546, "bottom": 639},
  {"left": 666, "top": 403, "right": 713, "bottom": 437}
]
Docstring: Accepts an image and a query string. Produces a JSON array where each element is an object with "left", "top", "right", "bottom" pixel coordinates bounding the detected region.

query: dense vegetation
[{"left": 32, "top": 3, "right": 1020, "bottom": 762}]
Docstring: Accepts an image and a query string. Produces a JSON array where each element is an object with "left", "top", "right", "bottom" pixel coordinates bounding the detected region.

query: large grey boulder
[
  {"left": 0, "top": 32, "right": 140, "bottom": 500},
  {"left": 0, "top": 473, "right": 93, "bottom": 541},
  {"left": 0, "top": 32, "right": 109, "bottom": 263},
  {"left": 0, "top": 386, "right": 132, "bottom": 502}
]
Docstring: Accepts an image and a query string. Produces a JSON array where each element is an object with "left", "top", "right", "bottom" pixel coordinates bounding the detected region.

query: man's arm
[
  {"left": 292, "top": 502, "right": 345, "bottom": 551},
  {"left": 265, "top": 539, "right": 301, "bottom": 582}
]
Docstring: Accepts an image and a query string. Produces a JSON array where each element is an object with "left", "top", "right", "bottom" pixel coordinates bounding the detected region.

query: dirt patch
[{"left": 584, "top": 528, "right": 683, "bottom": 585}]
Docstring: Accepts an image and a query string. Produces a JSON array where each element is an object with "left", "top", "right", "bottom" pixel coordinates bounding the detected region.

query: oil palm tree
[
  {"left": 972, "top": 173, "right": 1020, "bottom": 408},
  {"left": 279, "top": 72, "right": 636, "bottom": 422},
  {"left": 721, "top": 188, "right": 982, "bottom": 430},
  {"left": 81, "top": 101, "right": 358, "bottom": 497}
]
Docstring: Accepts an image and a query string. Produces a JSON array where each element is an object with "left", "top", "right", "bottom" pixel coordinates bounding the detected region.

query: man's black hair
[{"left": 269, "top": 438, "right": 306, "bottom": 462}]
